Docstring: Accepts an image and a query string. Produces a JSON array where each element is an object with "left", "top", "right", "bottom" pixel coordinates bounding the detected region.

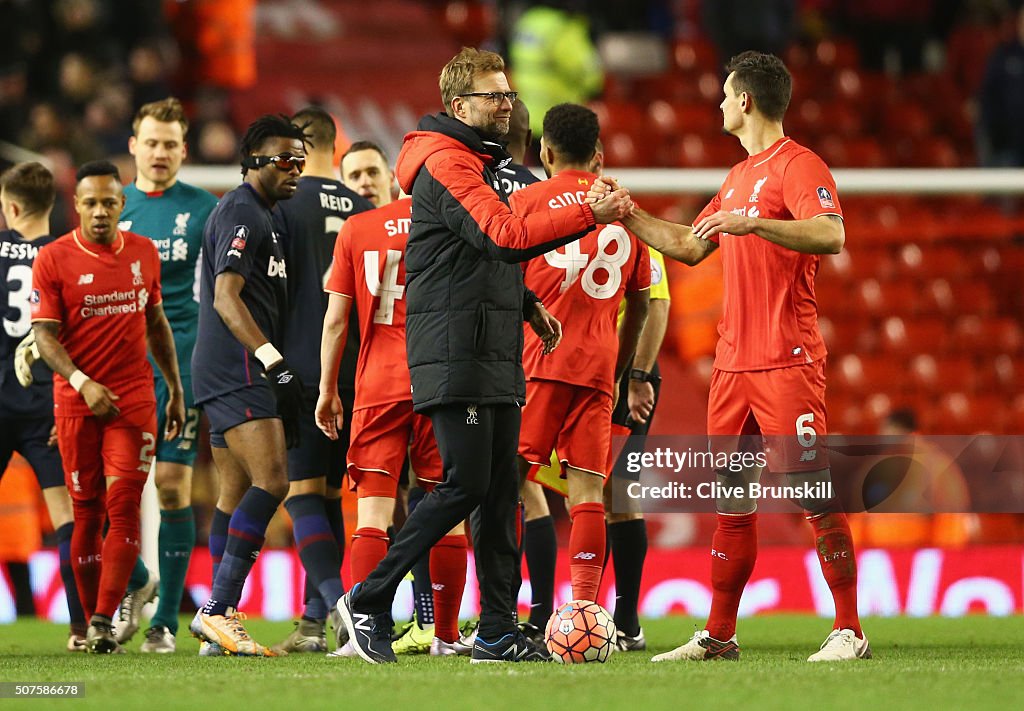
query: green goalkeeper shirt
[{"left": 121, "top": 180, "right": 218, "bottom": 378}]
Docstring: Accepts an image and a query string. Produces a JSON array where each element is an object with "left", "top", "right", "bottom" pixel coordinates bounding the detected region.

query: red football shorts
[
  {"left": 519, "top": 379, "right": 613, "bottom": 478},
  {"left": 56, "top": 402, "right": 157, "bottom": 501},
  {"left": 347, "top": 400, "right": 442, "bottom": 498},
  {"left": 707, "top": 360, "right": 828, "bottom": 473}
]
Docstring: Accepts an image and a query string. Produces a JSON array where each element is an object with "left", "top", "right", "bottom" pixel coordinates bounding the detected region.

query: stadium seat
[
  {"left": 952, "top": 316, "right": 1024, "bottom": 355},
  {"left": 918, "top": 279, "right": 955, "bottom": 316},
  {"left": 842, "top": 248, "right": 895, "bottom": 282},
  {"left": 590, "top": 100, "right": 647, "bottom": 136},
  {"left": 820, "top": 101, "right": 865, "bottom": 138},
  {"left": 840, "top": 136, "right": 886, "bottom": 168},
  {"left": 813, "top": 38, "right": 860, "bottom": 71},
  {"left": 834, "top": 354, "right": 908, "bottom": 394},
  {"left": 933, "top": 393, "right": 1009, "bottom": 434},
  {"left": 895, "top": 245, "right": 970, "bottom": 280},
  {"left": 951, "top": 280, "right": 997, "bottom": 317},
  {"left": 647, "top": 101, "right": 720, "bottom": 137},
  {"left": 880, "top": 316, "right": 952, "bottom": 354},
  {"left": 603, "top": 131, "right": 656, "bottom": 168},
  {"left": 882, "top": 101, "right": 934, "bottom": 139},
  {"left": 909, "top": 136, "right": 961, "bottom": 168},
  {"left": 910, "top": 354, "right": 979, "bottom": 395},
  {"left": 672, "top": 38, "right": 718, "bottom": 74}
]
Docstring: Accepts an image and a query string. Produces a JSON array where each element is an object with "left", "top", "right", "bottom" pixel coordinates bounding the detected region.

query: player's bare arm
[
  {"left": 315, "top": 292, "right": 352, "bottom": 439},
  {"left": 694, "top": 212, "right": 844, "bottom": 255},
  {"left": 32, "top": 320, "right": 121, "bottom": 420},
  {"left": 212, "top": 271, "right": 276, "bottom": 358},
  {"left": 627, "top": 296, "right": 668, "bottom": 424},
  {"left": 588, "top": 177, "right": 717, "bottom": 266},
  {"left": 145, "top": 302, "right": 185, "bottom": 440},
  {"left": 615, "top": 290, "right": 649, "bottom": 413},
  {"left": 624, "top": 208, "right": 719, "bottom": 266}
]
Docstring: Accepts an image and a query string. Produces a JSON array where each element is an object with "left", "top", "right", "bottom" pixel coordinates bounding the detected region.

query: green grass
[{"left": 1, "top": 616, "right": 1022, "bottom": 710}]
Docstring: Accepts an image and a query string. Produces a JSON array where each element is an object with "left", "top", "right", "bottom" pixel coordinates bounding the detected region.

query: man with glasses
[
  {"left": 269, "top": 107, "right": 373, "bottom": 654},
  {"left": 189, "top": 114, "right": 308, "bottom": 656},
  {"left": 336, "top": 47, "right": 633, "bottom": 664}
]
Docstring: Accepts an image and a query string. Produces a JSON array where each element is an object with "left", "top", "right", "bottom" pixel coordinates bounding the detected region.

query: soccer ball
[{"left": 544, "top": 600, "right": 617, "bottom": 663}]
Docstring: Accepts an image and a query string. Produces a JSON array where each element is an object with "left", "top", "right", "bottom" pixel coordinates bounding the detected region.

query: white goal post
[{"left": 180, "top": 165, "right": 1024, "bottom": 195}]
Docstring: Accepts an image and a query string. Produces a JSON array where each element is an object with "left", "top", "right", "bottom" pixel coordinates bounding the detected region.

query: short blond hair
[
  {"left": 132, "top": 96, "right": 188, "bottom": 136},
  {"left": 439, "top": 47, "right": 505, "bottom": 113}
]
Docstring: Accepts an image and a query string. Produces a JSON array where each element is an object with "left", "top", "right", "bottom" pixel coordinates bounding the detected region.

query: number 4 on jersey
[{"left": 363, "top": 249, "right": 405, "bottom": 324}]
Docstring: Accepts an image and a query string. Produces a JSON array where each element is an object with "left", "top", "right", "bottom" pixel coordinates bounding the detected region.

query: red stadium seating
[
  {"left": 952, "top": 316, "right": 1024, "bottom": 355},
  {"left": 909, "top": 354, "right": 979, "bottom": 395},
  {"left": 880, "top": 316, "right": 952, "bottom": 353},
  {"left": 672, "top": 38, "right": 718, "bottom": 74}
]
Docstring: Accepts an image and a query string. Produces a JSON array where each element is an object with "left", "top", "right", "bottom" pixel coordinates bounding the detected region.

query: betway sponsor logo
[{"left": 267, "top": 255, "right": 287, "bottom": 278}]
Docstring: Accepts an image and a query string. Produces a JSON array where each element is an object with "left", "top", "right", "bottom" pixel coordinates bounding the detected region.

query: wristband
[
  {"left": 255, "top": 343, "right": 284, "bottom": 370},
  {"left": 69, "top": 369, "right": 90, "bottom": 392},
  {"left": 629, "top": 368, "right": 660, "bottom": 384}
]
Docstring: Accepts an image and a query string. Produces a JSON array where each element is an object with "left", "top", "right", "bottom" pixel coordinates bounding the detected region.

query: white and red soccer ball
[{"left": 544, "top": 600, "right": 617, "bottom": 663}]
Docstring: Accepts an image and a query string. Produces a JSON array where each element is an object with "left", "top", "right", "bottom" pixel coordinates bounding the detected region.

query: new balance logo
[
  {"left": 466, "top": 405, "right": 478, "bottom": 425},
  {"left": 431, "top": 583, "right": 445, "bottom": 591},
  {"left": 352, "top": 612, "right": 374, "bottom": 631},
  {"left": 799, "top": 450, "right": 818, "bottom": 462},
  {"left": 78, "top": 274, "right": 94, "bottom": 285},
  {"left": 573, "top": 552, "right": 597, "bottom": 560}
]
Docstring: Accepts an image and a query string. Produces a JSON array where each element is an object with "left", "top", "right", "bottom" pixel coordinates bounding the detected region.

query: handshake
[{"left": 585, "top": 177, "right": 635, "bottom": 225}]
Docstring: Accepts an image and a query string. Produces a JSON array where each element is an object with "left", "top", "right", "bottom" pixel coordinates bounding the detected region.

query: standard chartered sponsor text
[{"left": 81, "top": 289, "right": 138, "bottom": 317}]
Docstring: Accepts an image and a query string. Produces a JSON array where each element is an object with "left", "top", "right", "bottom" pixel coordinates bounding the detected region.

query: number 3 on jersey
[
  {"left": 544, "top": 225, "right": 631, "bottom": 299},
  {"left": 364, "top": 249, "right": 405, "bottom": 324}
]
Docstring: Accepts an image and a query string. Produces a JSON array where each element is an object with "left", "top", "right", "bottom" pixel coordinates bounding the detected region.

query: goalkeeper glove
[
  {"left": 14, "top": 331, "right": 40, "bottom": 387},
  {"left": 264, "top": 360, "right": 304, "bottom": 449}
]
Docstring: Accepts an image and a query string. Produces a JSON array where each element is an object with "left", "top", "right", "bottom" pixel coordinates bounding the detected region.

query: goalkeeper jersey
[{"left": 121, "top": 181, "right": 218, "bottom": 378}]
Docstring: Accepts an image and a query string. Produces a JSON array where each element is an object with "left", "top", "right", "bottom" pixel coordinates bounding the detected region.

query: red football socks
[
  {"left": 706, "top": 512, "right": 758, "bottom": 641},
  {"left": 430, "top": 534, "right": 468, "bottom": 642},
  {"left": 807, "top": 511, "right": 862, "bottom": 637},
  {"left": 95, "top": 478, "right": 145, "bottom": 618},
  {"left": 70, "top": 497, "right": 105, "bottom": 620},
  {"left": 350, "top": 527, "right": 389, "bottom": 584},
  {"left": 568, "top": 502, "right": 606, "bottom": 603}
]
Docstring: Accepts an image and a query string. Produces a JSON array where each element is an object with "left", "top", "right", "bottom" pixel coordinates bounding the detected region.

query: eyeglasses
[
  {"left": 252, "top": 154, "right": 306, "bottom": 172},
  {"left": 458, "top": 91, "right": 518, "bottom": 105}
]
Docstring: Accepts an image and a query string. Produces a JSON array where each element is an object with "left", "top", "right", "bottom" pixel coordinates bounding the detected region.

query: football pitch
[{"left": 1, "top": 615, "right": 1021, "bottom": 710}]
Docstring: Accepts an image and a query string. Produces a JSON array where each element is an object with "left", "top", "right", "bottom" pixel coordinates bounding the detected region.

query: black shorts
[
  {"left": 0, "top": 415, "right": 65, "bottom": 490},
  {"left": 611, "top": 361, "right": 661, "bottom": 482},
  {"left": 201, "top": 384, "right": 278, "bottom": 449},
  {"left": 287, "top": 387, "right": 352, "bottom": 488}
]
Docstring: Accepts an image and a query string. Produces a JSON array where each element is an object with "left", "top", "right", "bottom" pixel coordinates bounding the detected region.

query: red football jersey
[
  {"left": 324, "top": 198, "right": 414, "bottom": 411},
  {"left": 511, "top": 170, "right": 651, "bottom": 395},
  {"left": 31, "top": 229, "right": 162, "bottom": 416},
  {"left": 696, "top": 137, "right": 843, "bottom": 372}
]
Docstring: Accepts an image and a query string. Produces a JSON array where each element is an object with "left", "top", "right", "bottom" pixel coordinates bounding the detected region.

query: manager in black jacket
[{"left": 337, "top": 47, "right": 633, "bottom": 664}]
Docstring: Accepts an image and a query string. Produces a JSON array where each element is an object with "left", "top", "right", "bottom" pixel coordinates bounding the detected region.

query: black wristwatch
[{"left": 629, "top": 368, "right": 661, "bottom": 384}]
